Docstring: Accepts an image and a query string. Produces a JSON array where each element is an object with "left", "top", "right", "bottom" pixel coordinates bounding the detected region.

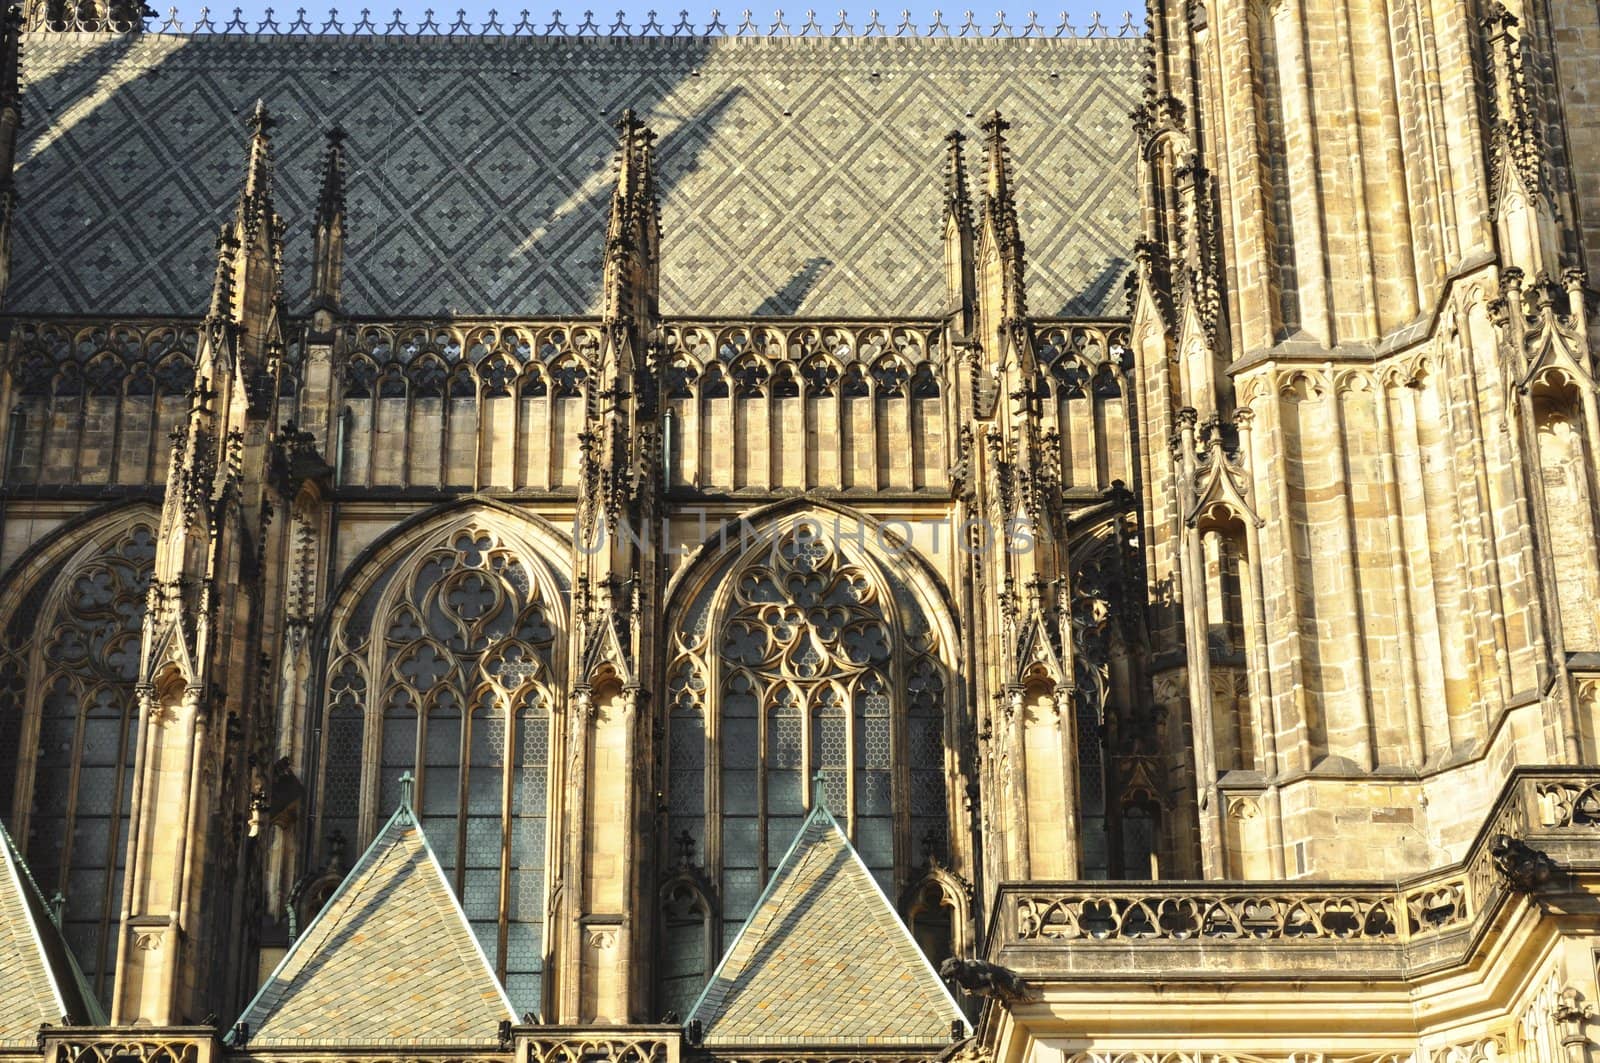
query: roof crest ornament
[
  {"left": 397, "top": 769, "right": 416, "bottom": 816},
  {"left": 108, "top": 4, "right": 1141, "bottom": 36}
]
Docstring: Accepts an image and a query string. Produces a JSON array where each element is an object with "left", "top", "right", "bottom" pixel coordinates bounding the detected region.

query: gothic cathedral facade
[{"left": 1, "top": 1, "right": 1600, "bottom": 1061}]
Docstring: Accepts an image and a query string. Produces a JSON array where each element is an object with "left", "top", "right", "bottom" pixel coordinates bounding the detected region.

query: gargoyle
[
  {"left": 939, "top": 957, "right": 1036, "bottom": 1004},
  {"left": 1491, "top": 833, "right": 1556, "bottom": 893}
]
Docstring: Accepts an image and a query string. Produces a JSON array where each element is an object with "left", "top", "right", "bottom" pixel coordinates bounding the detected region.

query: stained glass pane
[
  {"left": 508, "top": 704, "right": 549, "bottom": 1013},
  {"left": 661, "top": 889, "right": 707, "bottom": 1020},
  {"left": 1077, "top": 688, "right": 1108, "bottom": 879},
  {"left": 12, "top": 523, "right": 153, "bottom": 1001},
  {"left": 464, "top": 701, "right": 506, "bottom": 969},
  {"left": 853, "top": 679, "right": 893, "bottom": 883},
  {"left": 1121, "top": 804, "right": 1156, "bottom": 881},
  {"left": 722, "top": 676, "right": 760, "bottom": 881},
  {"left": 379, "top": 706, "right": 418, "bottom": 816},
  {"left": 723, "top": 867, "right": 760, "bottom": 925},
  {"left": 667, "top": 710, "right": 705, "bottom": 863},
  {"left": 813, "top": 693, "right": 848, "bottom": 812},
  {"left": 322, "top": 704, "right": 363, "bottom": 860},
  {"left": 683, "top": 521, "right": 958, "bottom": 1012},
  {"left": 908, "top": 658, "right": 949, "bottom": 866}
]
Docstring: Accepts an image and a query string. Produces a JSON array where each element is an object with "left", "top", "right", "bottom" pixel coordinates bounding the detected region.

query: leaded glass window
[
  {"left": 319, "top": 522, "right": 562, "bottom": 1014},
  {"left": 0, "top": 520, "right": 155, "bottom": 1002},
  {"left": 659, "top": 881, "right": 711, "bottom": 1021},
  {"left": 662, "top": 517, "right": 953, "bottom": 1002}
]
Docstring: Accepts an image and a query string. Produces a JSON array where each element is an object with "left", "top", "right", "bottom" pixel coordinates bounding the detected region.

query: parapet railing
[
  {"left": 989, "top": 768, "right": 1600, "bottom": 955},
  {"left": 28, "top": 6, "right": 1144, "bottom": 37}
]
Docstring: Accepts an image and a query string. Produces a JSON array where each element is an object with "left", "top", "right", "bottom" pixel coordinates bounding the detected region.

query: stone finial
[
  {"left": 398, "top": 769, "right": 416, "bottom": 814},
  {"left": 976, "top": 109, "right": 1027, "bottom": 320},
  {"left": 312, "top": 126, "right": 346, "bottom": 314},
  {"left": 316, "top": 126, "right": 346, "bottom": 227},
  {"left": 979, "top": 109, "right": 1012, "bottom": 202},
  {"left": 943, "top": 130, "right": 972, "bottom": 228},
  {"left": 812, "top": 769, "right": 829, "bottom": 812},
  {"left": 245, "top": 97, "right": 275, "bottom": 137}
]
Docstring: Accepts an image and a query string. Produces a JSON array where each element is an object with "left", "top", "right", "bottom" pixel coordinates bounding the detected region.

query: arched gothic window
[
  {"left": 903, "top": 876, "right": 959, "bottom": 971},
  {"left": 658, "top": 878, "right": 713, "bottom": 1020},
  {"left": 663, "top": 517, "right": 954, "bottom": 990},
  {"left": 0, "top": 518, "right": 155, "bottom": 1001},
  {"left": 319, "top": 521, "right": 564, "bottom": 1013}
]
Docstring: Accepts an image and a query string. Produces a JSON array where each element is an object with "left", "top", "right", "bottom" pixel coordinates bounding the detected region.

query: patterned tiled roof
[
  {"left": 13, "top": 34, "right": 1140, "bottom": 318},
  {"left": 233, "top": 804, "right": 516, "bottom": 1047},
  {"left": 687, "top": 800, "right": 966, "bottom": 1047},
  {"left": 0, "top": 818, "right": 105, "bottom": 1044}
]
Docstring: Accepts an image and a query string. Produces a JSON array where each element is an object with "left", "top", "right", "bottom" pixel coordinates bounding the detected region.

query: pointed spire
[
  {"left": 244, "top": 99, "right": 275, "bottom": 195},
  {"left": 977, "top": 109, "right": 1027, "bottom": 322},
  {"left": 199, "top": 98, "right": 282, "bottom": 355},
  {"left": 943, "top": 130, "right": 972, "bottom": 231},
  {"left": 206, "top": 222, "right": 238, "bottom": 322},
  {"left": 607, "top": 108, "right": 656, "bottom": 242},
  {"left": 602, "top": 108, "right": 661, "bottom": 326},
  {"left": 311, "top": 126, "right": 346, "bottom": 315},
  {"left": 614, "top": 107, "right": 640, "bottom": 195},
  {"left": 240, "top": 99, "right": 277, "bottom": 245},
  {"left": 315, "top": 126, "right": 345, "bottom": 230},
  {"left": 942, "top": 130, "right": 976, "bottom": 334},
  {"left": 636, "top": 124, "right": 660, "bottom": 230},
  {"left": 979, "top": 110, "right": 1011, "bottom": 206}
]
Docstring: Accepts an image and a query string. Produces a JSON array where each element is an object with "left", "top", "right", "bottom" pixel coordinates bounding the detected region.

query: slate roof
[
  {"left": 0, "top": 818, "right": 105, "bottom": 1045},
  {"left": 233, "top": 801, "right": 516, "bottom": 1047},
  {"left": 687, "top": 797, "right": 966, "bottom": 1047},
  {"left": 13, "top": 33, "right": 1140, "bottom": 318}
]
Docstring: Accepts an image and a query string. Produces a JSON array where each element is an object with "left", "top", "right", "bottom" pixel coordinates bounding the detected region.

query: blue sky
[{"left": 159, "top": 0, "right": 1135, "bottom": 35}]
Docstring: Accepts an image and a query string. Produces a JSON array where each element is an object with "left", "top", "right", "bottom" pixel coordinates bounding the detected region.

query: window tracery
[
  {"left": 0, "top": 519, "right": 156, "bottom": 1001},
  {"left": 336, "top": 323, "right": 598, "bottom": 489},
  {"left": 662, "top": 517, "right": 954, "bottom": 992},
  {"left": 7, "top": 322, "right": 198, "bottom": 486},
  {"left": 319, "top": 521, "right": 564, "bottom": 1012},
  {"left": 1033, "top": 323, "right": 1134, "bottom": 491}
]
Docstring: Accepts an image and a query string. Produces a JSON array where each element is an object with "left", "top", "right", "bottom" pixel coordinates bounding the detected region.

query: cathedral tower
[{"left": 1134, "top": 0, "right": 1600, "bottom": 879}]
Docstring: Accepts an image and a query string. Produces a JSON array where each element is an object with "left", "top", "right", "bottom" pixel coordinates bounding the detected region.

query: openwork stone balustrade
[
  {"left": 39, "top": 1031, "right": 216, "bottom": 1063},
  {"left": 992, "top": 769, "right": 1600, "bottom": 952},
  {"left": 524, "top": 1029, "right": 678, "bottom": 1063}
]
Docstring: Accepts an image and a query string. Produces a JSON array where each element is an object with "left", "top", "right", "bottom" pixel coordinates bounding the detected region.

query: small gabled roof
[
  {"left": 687, "top": 780, "right": 967, "bottom": 1047},
  {"left": 0, "top": 818, "right": 106, "bottom": 1045},
  {"left": 234, "top": 783, "right": 515, "bottom": 1047}
]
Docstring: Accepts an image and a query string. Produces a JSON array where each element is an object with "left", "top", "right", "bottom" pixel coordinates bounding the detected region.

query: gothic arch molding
[
  {"left": 662, "top": 496, "right": 963, "bottom": 649},
  {"left": 309, "top": 495, "right": 574, "bottom": 653},
  {"left": 310, "top": 500, "right": 573, "bottom": 1016},
  {"left": 0, "top": 502, "right": 159, "bottom": 832},
  {"left": 0, "top": 501, "right": 160, "bottom": 1000},
  {"left": 657, "top": 502, "right": 969, "bottom": 1006}
]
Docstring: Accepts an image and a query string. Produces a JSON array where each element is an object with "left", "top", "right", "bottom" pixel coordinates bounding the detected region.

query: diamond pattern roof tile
[
  {"left": 233, "top": 803, "right": 516, "bottom": 1047},
  {"left": 14, "top": 35, "right": 1140, "bottom": 318},
  {"left": 687, "top": 797, "right": 966, "bottom": 1047}
]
